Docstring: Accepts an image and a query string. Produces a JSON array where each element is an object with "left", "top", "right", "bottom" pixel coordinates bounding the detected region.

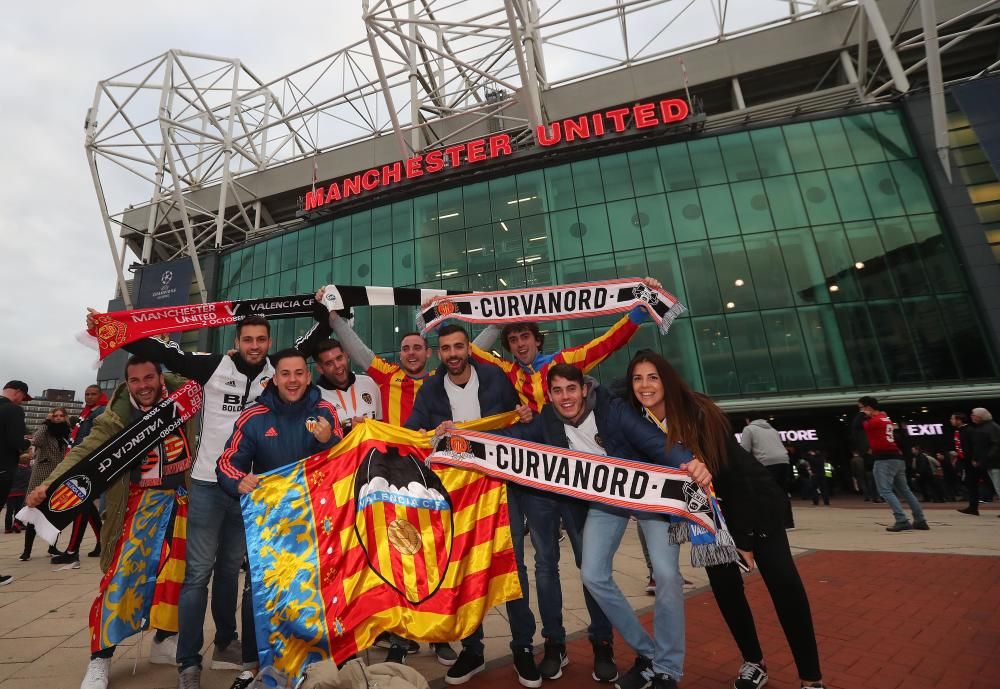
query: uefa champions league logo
[{"left": 161, "top": 270, "right": 173, "bottom": 286}]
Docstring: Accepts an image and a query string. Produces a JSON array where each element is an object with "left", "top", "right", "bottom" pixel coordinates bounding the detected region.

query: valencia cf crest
[
  {"left": 435, "top": 300, "right": 457, "bottom": 318},
  {"left": 48, "top": 475, "right": 93, "bottom": 513},
  {"left": 94, "top": 315, "right": 128, "bottom": 351},
  {"left": 361, "top": 392, "right": 373, "bottom": 405},
  {"left": 353, "top": 446, "right": 453, "bottom": 604}
]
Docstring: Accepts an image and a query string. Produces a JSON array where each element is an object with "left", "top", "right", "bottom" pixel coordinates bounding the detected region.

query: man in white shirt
[{"left": 313, "top": 339, "right": 382, "bottom": 433}]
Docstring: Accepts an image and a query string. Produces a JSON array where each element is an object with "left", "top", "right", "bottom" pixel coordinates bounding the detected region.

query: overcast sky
[
  {"left": 0, "top": 1, "right": 773, "bottom": 400},
  {"left": 0, "top": 2, "right": 366, "bottom": 398}
]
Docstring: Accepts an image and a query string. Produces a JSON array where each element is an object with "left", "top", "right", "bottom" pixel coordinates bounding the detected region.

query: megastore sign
[{"left": 303, "top": 98, "right": 690, "bottom": 211}]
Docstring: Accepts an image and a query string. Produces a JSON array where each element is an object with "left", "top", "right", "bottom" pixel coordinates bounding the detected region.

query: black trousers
[
  {"left": 4, "top": 494, "right": 24, "bottom": 530},
  {"left": 965, "top": 465, "right": 987, "bottom": 513},
  {"left": 706, "top": 526, "right": 821, "bottom": 682},
  {"left": 66, "top": 504, "right": 102, "bottom": 554},
  {"left": 765, "top": 464, "right": 794, "bottom": 528}
]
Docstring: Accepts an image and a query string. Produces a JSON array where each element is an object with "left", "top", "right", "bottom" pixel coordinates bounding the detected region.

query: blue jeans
[
  {"left": 520, "top": 489, "right": 613, "bottom": 644},
  {"left": 581, "top": 508, "right": 685, "bottom": 678},
  {"left": 463, "top": 484, "right": 535, "bottom": 655},
  {"left": 177, "top": 479, "right": 248, "bottom": 669},
  {"left": 873, "top": 459, "right": 926, "bottom": 525}
]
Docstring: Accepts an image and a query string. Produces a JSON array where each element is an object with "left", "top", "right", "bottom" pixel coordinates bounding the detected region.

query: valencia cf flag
[{"left": 241, "top": 416, "right": 522, "bottom": 679}]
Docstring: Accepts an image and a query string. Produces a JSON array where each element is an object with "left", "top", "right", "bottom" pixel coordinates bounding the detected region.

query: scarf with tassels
[{"left": 642, "top": 409, "right": 739, "bottom": 567}]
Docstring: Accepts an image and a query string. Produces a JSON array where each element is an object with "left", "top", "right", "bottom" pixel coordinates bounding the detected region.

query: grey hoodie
[{"left": 740, "top": 419, "right": 789, "bottom": 467}]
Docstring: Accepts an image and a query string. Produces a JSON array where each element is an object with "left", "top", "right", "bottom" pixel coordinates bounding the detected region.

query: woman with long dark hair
[
  {"left": 19, "top": 407, "right": 70, "bottom": 562},
  {"left": 625, "top": 351, "right": 824, "bottom": 689}
]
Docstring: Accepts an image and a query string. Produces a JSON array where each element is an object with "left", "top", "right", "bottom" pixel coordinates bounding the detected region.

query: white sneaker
[
  {"left": 149, "top": 635, "right": 179, "bottom": 665},
  {"left": 81, "top": 657, "right": 111, "bottom": 689}
]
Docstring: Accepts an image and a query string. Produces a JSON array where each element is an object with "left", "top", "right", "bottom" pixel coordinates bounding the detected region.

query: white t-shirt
[
  {"left": 443, "top": 366, "right": 481, "bottom": 423},
  {"left": 319, "top": 374, "right": 382, "bottom": 425},
  {"left": 565, "top": 413, "right": 606, "bottom": 457}
]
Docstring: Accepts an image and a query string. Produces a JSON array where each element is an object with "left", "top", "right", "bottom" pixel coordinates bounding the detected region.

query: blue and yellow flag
[{"left": 242, "top": 415, "right": 522, "bottom": 679}]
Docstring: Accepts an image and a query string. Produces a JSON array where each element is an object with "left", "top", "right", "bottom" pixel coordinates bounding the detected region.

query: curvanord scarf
[
  {"left": 429, "top": 426, "right": 736, "bottom": 567},
  {"left": 81, "top": 285, "right": 463, "bottom": 359},
  {"left": 417, "top": 278, "right": 685, "bottom": 335}
]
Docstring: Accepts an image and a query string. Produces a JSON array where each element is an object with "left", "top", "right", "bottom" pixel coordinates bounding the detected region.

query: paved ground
[{"left": 0, "top": 496, "right": 996, "bottom": 689}]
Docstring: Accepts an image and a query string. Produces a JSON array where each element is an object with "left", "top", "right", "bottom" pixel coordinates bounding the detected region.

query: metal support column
[
  {"left": 920, "top": 0, "right": 952, "bottom": 182},
  {"left": 859, "top": 0, "right": 910, "bottom": 93}
]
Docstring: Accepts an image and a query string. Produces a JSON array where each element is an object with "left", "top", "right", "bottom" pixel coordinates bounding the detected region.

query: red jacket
[{"left": 862, "top": 412, "right": 901, "bottom": 457}]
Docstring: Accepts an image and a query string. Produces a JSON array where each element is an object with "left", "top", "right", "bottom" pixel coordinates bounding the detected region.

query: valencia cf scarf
[
  {"left": 16, "top": 380, "right": 203, "bottom": 543},
  {"left": 428, "top": 427, "right": 737, "bottom": 566},
  {"left": 417, "top": 278, "right": 685, "bottom": 335},
  {"left": 82, "top": 285, "right": 463, "bottom": 359}
]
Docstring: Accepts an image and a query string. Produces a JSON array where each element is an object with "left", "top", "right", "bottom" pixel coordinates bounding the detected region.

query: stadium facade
[{"left": 90, "top": 0, "right": 1000, "bottom": 454}]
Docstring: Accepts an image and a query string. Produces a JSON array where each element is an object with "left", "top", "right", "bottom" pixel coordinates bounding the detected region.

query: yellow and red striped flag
[{"left": 242, "top": 414, "right": 522, "bottom": 678}]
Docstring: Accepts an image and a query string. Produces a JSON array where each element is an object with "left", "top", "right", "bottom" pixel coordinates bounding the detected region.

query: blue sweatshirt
[{"left": 217, "top": 383, "right": 341, "bottom": 497}]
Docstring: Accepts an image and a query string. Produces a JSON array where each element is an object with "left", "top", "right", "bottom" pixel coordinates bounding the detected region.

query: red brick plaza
[{"left": 464, "top": 548, "right": 1000, "bottom": 689}]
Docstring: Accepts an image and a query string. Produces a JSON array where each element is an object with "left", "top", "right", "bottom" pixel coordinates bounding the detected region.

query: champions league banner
[
  {"left": 429, "top": 428, "right": 715, "bottom": 529},
  {"left": 17, "top": 380, "right": 203, "bottom": 543},
  {"left": 83, "top": 285, "right": 463, "bottom": 359},
  {"left": 416, "top": 278, "right": 685, "bottom": 335}
]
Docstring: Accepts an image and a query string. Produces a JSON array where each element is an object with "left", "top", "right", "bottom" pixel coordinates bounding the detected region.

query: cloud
[{"left": 0, "top": 1, "right": 364, "bottom": 397}]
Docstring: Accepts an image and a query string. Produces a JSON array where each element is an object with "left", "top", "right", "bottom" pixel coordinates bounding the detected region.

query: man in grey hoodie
[{"left": 741, "top": 415, "right": 794, "bottom": 529}]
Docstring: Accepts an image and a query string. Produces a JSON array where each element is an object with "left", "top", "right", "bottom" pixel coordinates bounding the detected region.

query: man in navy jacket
[
  {"left": 217, "top": 350, "right": 342, "bottom": 497},
  {"left": 216, "top": 349, "right": 342, "bottom": 686},
  {"left": 404, "top": 325, "right": 541, "bottom": 688}
]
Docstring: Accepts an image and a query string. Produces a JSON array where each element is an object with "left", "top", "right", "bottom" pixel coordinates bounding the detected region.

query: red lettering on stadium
[{"left": 303, "top": 99, "right": 689, "bottom": 211}]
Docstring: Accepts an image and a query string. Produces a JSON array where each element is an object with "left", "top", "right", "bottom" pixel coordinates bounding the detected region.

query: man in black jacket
[
  {"left": 0, "top": 380, "right": 30, "bottom": 586},
  {"left": 970, "top": 408, "right": 1000, "bottom": 511},
  {"left": 404, "top": 325, "right": 539, "bottom": 687}
]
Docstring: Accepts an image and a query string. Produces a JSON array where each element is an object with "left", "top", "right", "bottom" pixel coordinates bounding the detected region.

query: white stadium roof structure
[{"left": 85, "top": 0, "right": 1000, "bottom": 306}]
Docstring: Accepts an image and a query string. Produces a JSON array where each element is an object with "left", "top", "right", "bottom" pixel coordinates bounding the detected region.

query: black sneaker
[
  {"left": 434, "top": 642, "right": 458, "bottom": 667},
  {"left": 88, "top": 544, "right": 101, "bottom": 558},
  {"left": 17, "top": 552, "right": 29, "bottom": 562},
  {"left": 386, "top": 645, "right": 407, "bottom": 664},
  {"left": 886, "top": 521, "right": 912, "bottom": 532},
  {"left": 228, "top": 671, "right": 254, "bottom": 689},
  {"left": 651, "top": 674, "right": 678, "bottom": 689},
  {"left": 591, "top": 639, "right": 618, "bottom": 683},
  {"left": 445, "top": 649, "right": 486, "bottom": 685},
  {"left": 375, "top": 633, "right": 418, "bottom": 653},
  {"left": 513, "top": 647, "right": 543, "bottom": 688},
  {"left": 539, "top": 641, "right": 568, "bottom": 680},
  {"left": 733, "top": 661, "right": 768, "bottom": 689},
  {"left": 913, "top": 520, "right": 930, "bottom": 530},
  {"left": 47, "top": 545, "right": 62, "bottom": 557},
  {"left": 615, "top": 656, "right": 654, "bottom": 689},
  {"left": 51, "top": 552, "right": 80, "bottom": 565},
  {"left": 0, "top": 575, "right": 12, "bottom": 586}
]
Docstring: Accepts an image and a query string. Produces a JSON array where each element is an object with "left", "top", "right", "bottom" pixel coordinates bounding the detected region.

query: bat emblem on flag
[
  {"left": 354, "top": 446, "right": 453, "bottom": 604},
  {"left": 683, "top": 481, "right": 710, "bottom": 514},
  {"left": 48, "top": 475, "right": 93, "bottom": 513}
]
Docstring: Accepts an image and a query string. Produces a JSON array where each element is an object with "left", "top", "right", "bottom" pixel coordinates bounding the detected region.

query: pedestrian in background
[
  {"left": 911, "top": 446, "right": 945, "bottom": 503},
  {"left": 858, "top": 397, "right": 928, "bottom": 532},
  {"left": 970, "top": 408, "right": 1000, "bottom": 509},
  {"left": 849, "top": 451, "right": 864, "bottom": 496},
  {"left": 805, "top": 449, "right": 830, "bottom": 506},
  {"left": 741, "top": 415, "right": 794, "bottom": 530},
  {"left": 953, "top": 412, "right": 986, "bottom": 515},
  {"left": 20, "top": 408, "right": 70, "bottom": 562}
]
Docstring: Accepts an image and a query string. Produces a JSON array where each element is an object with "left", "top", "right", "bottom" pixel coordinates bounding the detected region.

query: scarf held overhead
[
  {"left": 417, "top": 278, "right": 685, "bottom": 335},
  {"left": 84, "top": 285, "right": 464, "bottom": 359},
  {"left": 16, "top": 380, "right": 203, "bottom": 544}
]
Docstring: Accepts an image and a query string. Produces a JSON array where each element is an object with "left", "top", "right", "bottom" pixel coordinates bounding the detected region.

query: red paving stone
[{"left": 454, "top": 551, "right": 1000, "bottom": 689}]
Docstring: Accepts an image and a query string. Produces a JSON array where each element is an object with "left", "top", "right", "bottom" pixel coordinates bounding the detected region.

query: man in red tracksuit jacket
[{"left": 858, "top": 396, "right": 929, "bottom": 532}]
